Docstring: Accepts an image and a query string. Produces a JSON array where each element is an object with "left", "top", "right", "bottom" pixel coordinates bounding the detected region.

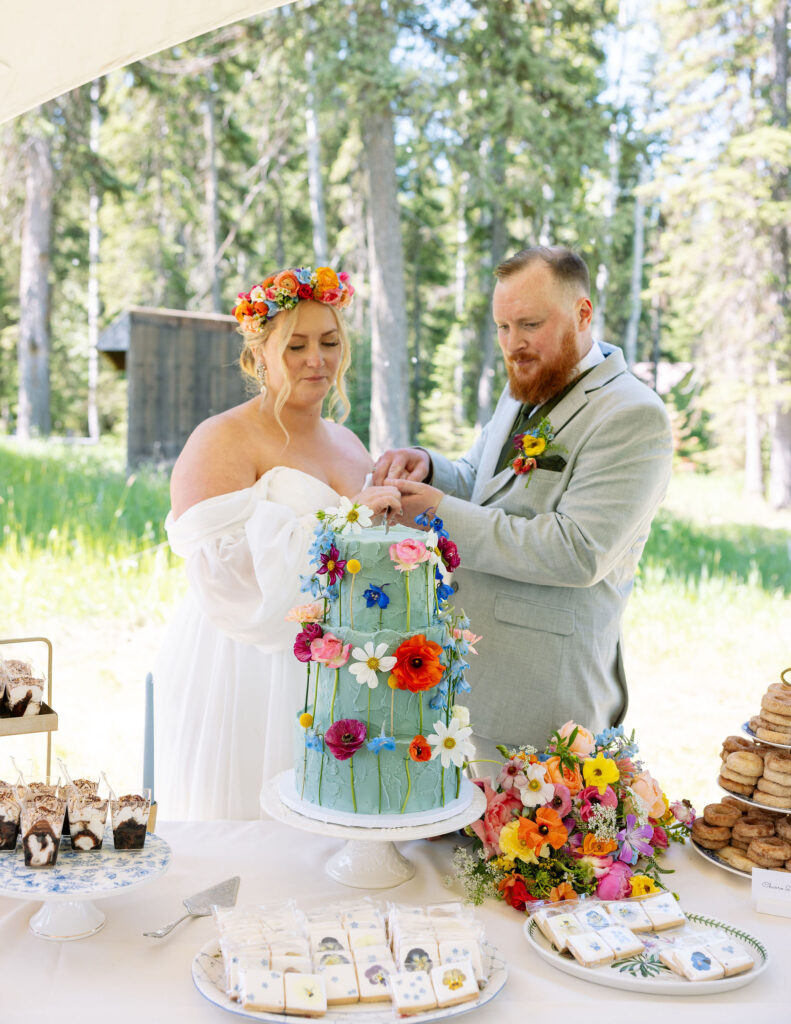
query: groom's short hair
[{"left": 495, "top": 246, "right": 590, "bottom": 296}]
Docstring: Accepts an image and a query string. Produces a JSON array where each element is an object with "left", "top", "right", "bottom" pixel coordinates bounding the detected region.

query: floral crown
[{"left": 232, "top": 266, "right": 354, "bottom": 330}]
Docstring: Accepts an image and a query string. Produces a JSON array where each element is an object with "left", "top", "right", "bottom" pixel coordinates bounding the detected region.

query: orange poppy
[
  {"left": 518, "top": 807, "right": 568, "bottom": 854},
  {"left": 581, "top": 833, "right": 618, "bottom": 856},
  {"left": 409, "top": 735, "right": 431, "bottom": 762},
  {"left": 548, "top": 882, "right": 576, "bottom": 903},
  {"left": 391, "top": 635, "right": 445, "bottom": 693},
  {"left": 544, "top": 756, "right": 583, "bottom": 795}
]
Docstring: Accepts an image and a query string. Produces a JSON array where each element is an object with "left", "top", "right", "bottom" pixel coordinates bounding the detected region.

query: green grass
[{"left": 1, "top": 441, "right": 790, "bottom": 810}]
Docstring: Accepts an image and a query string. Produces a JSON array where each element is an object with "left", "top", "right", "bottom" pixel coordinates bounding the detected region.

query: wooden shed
[{"left": 98, "top": 306, "right": 250, "bottom": 467}]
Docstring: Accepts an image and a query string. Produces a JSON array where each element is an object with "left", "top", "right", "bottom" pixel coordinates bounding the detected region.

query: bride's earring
[{"left": 256, "top": 362, "right": 267, "bottom": 392}]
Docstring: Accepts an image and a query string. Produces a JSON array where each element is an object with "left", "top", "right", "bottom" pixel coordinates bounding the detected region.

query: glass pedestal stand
[{"left": 261, "top": 770, "right": 485, "bottom": 889}]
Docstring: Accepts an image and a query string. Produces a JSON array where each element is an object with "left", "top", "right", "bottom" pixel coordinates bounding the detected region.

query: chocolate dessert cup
[
  {"left": 110, "top": 789, "right": 151, "bottom": 850},
  {"left": 68, "top": 792, "right": 108, "bottom": 851},
  {"left": 0, "top": 792, "right": 20, "bottom": 850},
  {"left": 19, "top": 795, "right": 67, "bottom": 867}
]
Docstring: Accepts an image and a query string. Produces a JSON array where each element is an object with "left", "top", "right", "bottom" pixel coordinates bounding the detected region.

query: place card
[{"left": 752, "top": 867, "right": 791, "bottom": 918}]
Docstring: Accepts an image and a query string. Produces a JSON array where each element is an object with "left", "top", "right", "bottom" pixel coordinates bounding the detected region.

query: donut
[
  {"left": 730, "top": 838, "right": 750, "bottom": 851},
  {"left": 762, "top": 691, "right": 791, "bottom": 716},
  {"left": 749, "top": 716, "right": 764, "bottom": 734},
  {"left": 765, "top": 751, "right": 791, "bottom": 775},
  {"left": 722, "top": 735, "right": 754, "bottom": 754},
  {"left": 758, "top": 707, "right": 791, "bottom": 727},
  {"left": 756, "top": 777, "right": 791, "bottom": 797},
  {"left": 756, "top": 726, "right": 791, "bottom": 744},
  {"left": 749, "top": 836, "right": 791, "bottom": 861},
  {"left": 703, "top": 802, "right": 742, "bottom": 828},
  {"left": 718, "top": 847, "right": 755, "bottom": 872},
  {"left": 726, "top": 750, "right": 764, "bottom": 777},
  {"left": 721, "top": 764, "right": 759, "bottom": 787},
  {"left": 733, "top": 817, "right": 774, "bottom": 840},
  {"left": 775, "top": 817, "right": 791, "bottom": 840},
  {"left": 763, "top": 765, "right": 791, "bottom": 786},
  {"left": 754, "top": 790, "right": 791, "bottom": 809},
  {"left": 755, "top": 713, "right": 791, "bottom": 731},
  {"left": 721, "top": 796, "right": 746, "bottom": 813},
  {"left": 692, "top": 819, "right": 731, "bottom": 844},
  {"left": 718, "top": 774, "right": 755, "bottom": 796}
]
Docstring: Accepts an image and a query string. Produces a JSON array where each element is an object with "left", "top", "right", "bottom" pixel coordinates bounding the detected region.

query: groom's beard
[{"left": 505, "top": 325, "right": 581, "bottom": 407}]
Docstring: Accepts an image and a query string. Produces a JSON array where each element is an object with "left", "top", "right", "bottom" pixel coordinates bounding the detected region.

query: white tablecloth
[{"left": 0, "top": 821, "right": 787, "bottom": 1022}]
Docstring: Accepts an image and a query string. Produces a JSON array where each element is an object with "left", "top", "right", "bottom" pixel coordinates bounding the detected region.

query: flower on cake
[
  {"left": 299, "top": 712, "right": 314, "bottom": 728},
  {"left": 451, "top": 627, "right": 481, "bottom": 655},
  {"left": 324, "top": 719, "right": 367, "bottom": 760},
  {"left": 317, "top": 544, "right": 347, "bottom": 585},
  {"left": 294, "top": 623, "right": 324, "bottom": 662},
  {"left": 408, "top": 735, "right": 432, "bottom": 762},
  {"left": 450, "top": 704, "right": 470, "bottom": 729},
  {"left": 367, "top": 723, "right": 395, "bottom": 754},
  {"left": 363, "top": 584, "right": 390, "bottom": 609},
  {"left": 438, "top": 537, "right": 461, "bottom": 573},
  {"left": 322, "top": 497, "right": 373, "bottom": 535},
  {"left": 389, "top": 538, "right": 429, "bottom": 572},
  {"left": 454, "top": 722, "right": 694, "bottom": 911},
  {"left": 309, "top": 633, "right": 351, "bottom": 668},
  {"left": 516, "top": 762, "right": 555, "bottom": 808},
  {"left": 285, "top": 602, "right": 324, "bottom": 624},
  {"left": 349, "top": 642, "right": 397, "bottom": 688},
  {"left": 305, "top": 729, "right": 323, "bottom": 752},
  {"left": 582, "top": 752, "right": 620, "bottom": 795},
  {"left": 391, "top": 635, "right": 444, "bottom": 693},
  {"left": 427, "top": 717, "right": 474, "bottom": 768}
]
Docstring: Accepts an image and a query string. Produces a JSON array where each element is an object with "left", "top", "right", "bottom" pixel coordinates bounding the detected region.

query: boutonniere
[{"left": 508, "top": 416, "right": 567, "bottom": 486}]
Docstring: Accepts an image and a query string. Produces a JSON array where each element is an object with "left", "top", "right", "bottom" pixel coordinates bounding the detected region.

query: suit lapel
[{"left": 472, "top": 392, "right": 521, "bottom": 504}]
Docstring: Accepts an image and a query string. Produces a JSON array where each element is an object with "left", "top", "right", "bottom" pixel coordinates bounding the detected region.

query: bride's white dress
[{"left": 153, "top": 466, "right": 339, "bottom": 820}]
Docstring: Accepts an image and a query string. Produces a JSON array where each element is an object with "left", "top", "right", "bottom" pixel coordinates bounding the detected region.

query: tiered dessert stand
[
  {"left": 0, "top": 636, "right": 57, "bottom": 777},
  {"left": 262, "top": 769, "right": 485, "bottom": 890}
]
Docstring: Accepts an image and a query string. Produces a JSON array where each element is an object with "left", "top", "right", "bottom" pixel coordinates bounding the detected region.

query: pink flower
[
  {"left": 671, "top": 799, "right": 696, "bottom": 825},
  {"left": 651, "top": 825, "right": 669, "bottom": 850},
  {"left": 285, "top": 602, "right": 324, "bottom": 624},
  {"left": 496, "top": 756, "right": 528, "bottom": 791},
  {"left": 629, "top": 771, "right": 666, "bottom": 820},
  {"left": 557, "top": 721, "right": 596, "bottom": 757},
  {"left": 294, "top": 622, "right": 323, "bottom": 662},
  {"left": 318, "top": 287, "right": 342, "bottom": 304},
  {"left": 578, "top": 784, "right": 618, "bottom": 822},
  {"left": 577, "top": 853, "right": 614, "bottom": 879},
  {"left": 595, "top": 860, "right": 633, "bottom": 900},
  {"left": 452, "top": 628, "right": 482, "bottom": 655},
  {"left": 324, "top": 719, "right": 366, "bottom": 760},
  {"left": 389, "top": 538, "right": 429, "bottom": 572},
  {"left": 468, "top": 778, "right": 523, "bottom": 860},
  {"left": 310, "top": 633, "right": 351, "bottom": 668},
  {"left": 548, "top": 784, "right": 572, "bottom": 819}
]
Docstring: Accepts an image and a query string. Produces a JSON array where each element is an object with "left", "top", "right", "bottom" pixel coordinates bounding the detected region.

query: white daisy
[
  {"left": 327, "top": 496, "right": 374, "bottom": 534},
  {"left": 515, "top": 762, "right": 555, "bottom": 808},
  {"left": 348, "top": 642, "right": 396, "bottom": 689},
  {"left": 427, "top": 718, "right": 475, "bottom": 769}
]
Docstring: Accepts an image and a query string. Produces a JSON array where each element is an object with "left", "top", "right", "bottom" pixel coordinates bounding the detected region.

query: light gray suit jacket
[{"left": 428, "top": 344, "right": 672, "bottom": 749}]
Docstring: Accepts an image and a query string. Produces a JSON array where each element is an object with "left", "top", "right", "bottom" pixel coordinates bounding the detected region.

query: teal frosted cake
[{"left": 289, "top": 502, "right": 477, "bottom": 817}]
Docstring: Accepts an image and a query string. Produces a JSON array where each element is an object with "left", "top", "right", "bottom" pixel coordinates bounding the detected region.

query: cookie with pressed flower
[
  {"left": 388, "top": 970, "right": 437, "bottom": 1015},
  {"left": 396, "top": 941, "right": 438, "bottom": 975},
  {"left": 437, "top": 938, "right": 484, "bottom": 984},
  {"left": 705, "top": 939, "right": 755, "bottom": 976},
  {"left": 429, "top": 959, "right": 479, "bottom": 1007},
  {"left": 641, "top": 892, "right": 686, "bottom": 930},
  {"left": 574, "top": 904, "right": 615, "bottom": 932},
  {"left": 597, "top": 925, "right": 645, "bottom": 958},
  {"left": 673, "top": 947, "right": 725, "bottom": 982},
  {"left": 318, "top": 963, "right": 360, "bottom": 1006},
  {"left": 565, "top": 931, "right": 615, "bottom": 967},
  {"left": 283, "top": 972, "right": 327, "bottom": 1017},
  {"left": 356, "top": 960, "right": 395, "bottom": 1003},
  {"left": 533, "top": 909, "right": 585, "bottom": 952},
  {"left": 605, "top": 900, "right": 653, "bottom": 932}
]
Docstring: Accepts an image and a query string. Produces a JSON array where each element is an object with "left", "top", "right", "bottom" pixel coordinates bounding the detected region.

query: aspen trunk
[
  {"left": 304, "top": 43, "right": 328, "bottom": 265},
  {"left": 624, "top": 160, "right": 648, "bottom": 367},
  {"left": 87, "top": 80, "right": 102, "bottom": 441},
  {"left": 203, "top": 71, "right": 222, "bottom": 313}
]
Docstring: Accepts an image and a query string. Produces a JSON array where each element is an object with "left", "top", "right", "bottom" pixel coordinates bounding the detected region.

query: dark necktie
[{"left": 493, "top": 366, "right": 596, "bottom": 477}]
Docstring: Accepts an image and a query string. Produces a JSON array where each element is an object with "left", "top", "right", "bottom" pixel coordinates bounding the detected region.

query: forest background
[{"left": 1, "top": 0, "right": 790, "bottom": 812}]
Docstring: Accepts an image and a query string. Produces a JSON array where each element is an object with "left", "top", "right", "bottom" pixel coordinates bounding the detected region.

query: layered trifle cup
[
  {"left": 0, "top": 784, "right": 20, "bottom": 850},
  {"left": 110, "top": 790, "right": 151, "bottom": 850},
  {"left": 19, "top": 793, "right": 67, "bottom": 867},
  {"left": 68, "top": 791, "right": 108, "bottom": 851}
]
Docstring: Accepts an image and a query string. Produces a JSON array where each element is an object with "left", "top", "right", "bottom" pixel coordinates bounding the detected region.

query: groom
[{"left": 373, "top": 245, "right": 673, "bottom": 762}]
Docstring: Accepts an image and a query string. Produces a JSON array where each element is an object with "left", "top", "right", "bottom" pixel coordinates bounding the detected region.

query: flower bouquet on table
[{"left": 453, "top": 722, "right": 695, "bottom": 912}]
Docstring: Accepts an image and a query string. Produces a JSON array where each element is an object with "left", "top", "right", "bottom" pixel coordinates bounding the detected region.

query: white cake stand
[
  {"left": 0, "top": 830, "right": 171, "bottom": 940},
  {"left": 261, "top": 770, "right": 485, "bottom": 890}
]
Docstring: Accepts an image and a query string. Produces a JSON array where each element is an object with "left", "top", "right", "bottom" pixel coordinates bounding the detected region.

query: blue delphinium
[
  {"left": 305, "top": 729, "right": 323, "bottom": 752},
  {"left": 363, "top": 584, "right": 390, "bottom": 609},
  {"left": 367, "top": 724, "right": 396, "bottom": 754}
]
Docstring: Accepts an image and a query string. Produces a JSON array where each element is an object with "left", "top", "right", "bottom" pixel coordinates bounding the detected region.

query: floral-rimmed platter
[
  {"left": 522, "top": 913, "right": 768, "bottom": 995},
  {"left": 191, "top": 939, "right": 507, "bottom": 1023},
  {"left": 689, "top": 838, "right": 751, "bottom": 880},
  {"left": 741, "top": 722, "right": 791, "bottom": 751},
  {"left": 715, "top": 778, "right": 791, "bottom": 815}
]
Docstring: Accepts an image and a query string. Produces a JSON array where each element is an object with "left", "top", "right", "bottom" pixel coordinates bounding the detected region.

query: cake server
[{"left": 143, "top": 875, "right": 240, "bottom": 938}]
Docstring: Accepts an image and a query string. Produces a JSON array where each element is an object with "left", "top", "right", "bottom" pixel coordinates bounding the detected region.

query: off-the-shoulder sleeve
[{"left": 166, "top": 483, "right": 314, "bottom": 651}]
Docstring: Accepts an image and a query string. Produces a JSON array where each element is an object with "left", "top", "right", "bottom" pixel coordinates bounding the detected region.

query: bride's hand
[{"left": 354, "top": 485, "right": 402, "bottom": 518}]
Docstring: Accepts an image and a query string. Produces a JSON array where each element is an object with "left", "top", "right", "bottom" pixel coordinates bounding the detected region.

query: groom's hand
[
  {"left": 372, "top": 447, "right": 430, "bottom": 486},
  {"left": 388, "top": 479, "right": 445, "bottom": 528}
]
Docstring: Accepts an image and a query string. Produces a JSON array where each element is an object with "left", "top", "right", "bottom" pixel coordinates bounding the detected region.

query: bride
[{"left": 153, "top": 267, "right": 401, "bottom": 820}]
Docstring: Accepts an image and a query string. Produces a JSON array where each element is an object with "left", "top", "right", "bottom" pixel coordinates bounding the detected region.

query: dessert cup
[
  {"left": 68, "top": 792, "right": 108, "bottom": 851},
  {"left": 19, "top": 794, "right": 67, "bottom": 867},
  {"left": 111, "top": 789, "right": 151, "bottom": 850},
  {"left": 61, "top": 778, "right": 98, "bottom": 838},
  {"left": 0, "top": 788, "right": 20, "bottom": 850}
]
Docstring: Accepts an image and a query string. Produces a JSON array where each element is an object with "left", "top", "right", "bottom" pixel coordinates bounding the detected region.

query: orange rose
[
  {"left": 261, "top": 275, "right": 276, "bottom": 288},
  {"left": 314, "top": 266, "right": 340, "bottom": 293},
  {"left": 273, "top": 270, "right": 299, "bottom": 295},
  {"left": 558, "top": 721, "right": 596, "bottom": 757},
  {"left": 581, "top": 833, "right": 617, "bottom": 856},
  {"left": 629, "top": 771, "right": 666, "bottom": 820},
  {"left": 544, "top": 756, "right": 583, "bottom": 795}
]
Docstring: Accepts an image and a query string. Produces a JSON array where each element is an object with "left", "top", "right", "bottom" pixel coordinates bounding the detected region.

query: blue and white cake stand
[{"left": 0, "top": 829, "right": 171, "bottom": 940}]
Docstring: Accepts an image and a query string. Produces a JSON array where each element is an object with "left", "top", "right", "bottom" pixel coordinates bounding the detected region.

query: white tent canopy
[{"left": 0, "top": 0, "right": 291, "bottom": 125}]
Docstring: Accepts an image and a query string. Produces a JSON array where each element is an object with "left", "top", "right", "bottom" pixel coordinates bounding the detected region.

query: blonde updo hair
[{"left": 238, "top": 303, "right": 352, "bottom": 442}]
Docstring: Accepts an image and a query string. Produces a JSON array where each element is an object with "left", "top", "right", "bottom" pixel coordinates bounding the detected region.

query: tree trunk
[
  {"left": 476, "top": 172, "right": 506, "bottom": 431},
  {"left": 87, "top": 80, "right": 102, "bottom": 442},
  {"left": 203, "top": 70, "right": 222, "bottom": 313},
  {"left": 593, "top": 124, "right": 619, "bottom": 343},
  {"left": 453, "top": 172, "right": 471, "bottom": 430},
  {"left": 624, "top": 159, "right": 648, "bottom": 366},
  {"left": 362, "top": 108, "right": 409, "bottom": 453},
  {"left": 304, "top": 43, "right": 328, "bottom": 265},
  {"left": 744, "top": 383, "right": 764, "bottom": 496},
  {"left": 17, "top": 125, "right": 54, "bottom": 439}
]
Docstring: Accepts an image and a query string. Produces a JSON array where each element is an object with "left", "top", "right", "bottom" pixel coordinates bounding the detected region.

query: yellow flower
[
  {"left": 387, "top": 674, "right": 400, "bottom": 689},
  {"left": 521, "top": 435, "right": 547, "bottom": 457},
  {"left": 629, "top": 874, "right": 660, "bottom": 897},
  {"left": 491, "top": 855, "right": 516, "bottom": 871},
  {"left": 346, "top": 559, "right": 361, "bottom": 574},
  {"left": 582, "top": 752, "right": 620, "bottom": 795},
  {"left": 299, "top": 712, "right": 314, "bottom": 728},
  {"left": 498, "top": 820, "right": 539, "bottom": 865}
]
